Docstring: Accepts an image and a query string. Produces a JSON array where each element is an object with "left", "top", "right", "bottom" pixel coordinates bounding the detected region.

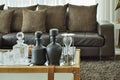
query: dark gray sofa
[
  {"left": 0, "top": 4, "right": 114, "bottom": 58},
  {"left": 0, "top": 21, "right": 114, "bottom": 57}
]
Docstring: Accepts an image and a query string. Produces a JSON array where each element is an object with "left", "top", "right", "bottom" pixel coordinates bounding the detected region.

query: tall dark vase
[
  {"left": 46, "top": 28, "right": 62, "bottom": 65},
  {"left": 31, "top": 31, "right": 46, "bottom": 65}
]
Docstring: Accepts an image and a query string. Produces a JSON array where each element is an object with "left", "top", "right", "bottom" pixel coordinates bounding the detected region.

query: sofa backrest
[
  {"left": 38, "top": 4, "right": 67, "bottom": 32},
  {"left": 67, "top": 4, "right": 98, "bottom": 33},
  {"left": 0, "top": 4, "right": 98, "bottom": 34},
  {"left": 8, "top": 5, "right": 37, "bottom": 32}
]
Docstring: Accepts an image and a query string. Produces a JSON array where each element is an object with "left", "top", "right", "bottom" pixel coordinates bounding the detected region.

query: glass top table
[{"left": 0, "top": 49, "right": 80, "bottom": 80}]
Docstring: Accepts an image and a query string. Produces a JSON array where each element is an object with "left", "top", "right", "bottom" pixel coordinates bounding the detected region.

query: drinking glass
[
  {"left": 2, "top": 50, "right": 14, "bottom": 65},
  {"left": 0, "top": 51, "right": 4, "bottom": 65},
  {"left": 60, "top": 47, "right": 76, "bottom": 66}
]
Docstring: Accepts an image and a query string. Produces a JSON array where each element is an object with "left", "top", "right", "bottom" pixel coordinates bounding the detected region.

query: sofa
[{"left": 0, "top": 4, "right": 114, "bottom": 58}]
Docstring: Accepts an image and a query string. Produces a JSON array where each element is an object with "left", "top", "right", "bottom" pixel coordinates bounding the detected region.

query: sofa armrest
[
  {"left": 98, "top": 21, "right": 115, "bottom": 57},
  {"left": 0, "top": 33, "right": 2, "bottom": 48}
]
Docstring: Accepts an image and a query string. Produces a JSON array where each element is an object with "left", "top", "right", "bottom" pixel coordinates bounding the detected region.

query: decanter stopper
[
  {"left": 35, "top": 31, "right": 42, "bottom": 39},
  {"left": 16, "top": 32, "right": 24, "bottom": 40},
  {"left": 49, "top": 28, "right": 58, "bottom": 36}
]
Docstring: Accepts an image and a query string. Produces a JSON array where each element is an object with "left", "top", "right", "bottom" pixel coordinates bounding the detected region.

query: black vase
[
  {"left": 31, "top": 31, "right": 46, "bottom": 65},
  {"left": 46, "top": 28, "right": 62, "bottom": 65}
]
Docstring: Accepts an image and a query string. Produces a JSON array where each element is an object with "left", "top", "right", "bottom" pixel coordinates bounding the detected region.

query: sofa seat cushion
[
  {"left": 73, "top": 33, "right": 104, "bottom": 47},
  {"left": 2, "top": 33, "right": 17, "bottom": 48},
  {"left": 2, "top": 33, "right": 35, "bottom": 48},
  {"left": 41, "top": 33, "right": 50, "bottom": 46},
  {"left": 0, "top": 4, "right": 4, "bottom": 10},
  {"left": 56, "top": 33, "right": 104, "bottom": 47},
  {"left": 2, "top": 32, "right": 104, "bottom": 48},
  {"left": 2, "top": 33, "right": 50, "bottom": 48}
]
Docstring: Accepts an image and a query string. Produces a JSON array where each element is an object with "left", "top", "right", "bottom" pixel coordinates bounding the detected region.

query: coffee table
[{"left": 0, "top": 49, "right": 80, "bottom": 80}]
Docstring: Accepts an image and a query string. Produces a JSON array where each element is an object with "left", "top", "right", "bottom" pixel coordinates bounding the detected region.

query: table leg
[
  {"left": 73, "top": 68, "right": 80, "bottom": 80},
  {"left": 48, "top": 66, "right": 55, "bottom": 80},
  {"left": 118, "top": 29, "right": 120, "bottom": 48}
]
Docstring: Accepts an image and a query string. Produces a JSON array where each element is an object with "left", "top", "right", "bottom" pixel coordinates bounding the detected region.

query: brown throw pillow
[
  {"left": 38, "top": 4, "right": 67, "bottom": 32},
  {"left": 22, "top": 10, "right": 46, "bottom": 32},
  {"left": 8, "top": 5, "right": 37, "bottom": 32},
  {"left": 0, "top": 10, "right": 14, "bottom": 33},
  {"left": 0, "top": 4, "right": 4, "bottom": 10},
  {"left": 68, "top": 4, "right": 98, "bottom": 32}
]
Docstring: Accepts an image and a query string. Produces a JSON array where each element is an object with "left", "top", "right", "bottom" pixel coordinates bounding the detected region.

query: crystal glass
[
  {"left": 13, "top": 32, "right": 29, "bottom": 64},
  {"left": 0, "top": 50, "right": 8, "bottom": 65},
  {"left": 0, "top": 50, "right": 14, "bottom": 65}
]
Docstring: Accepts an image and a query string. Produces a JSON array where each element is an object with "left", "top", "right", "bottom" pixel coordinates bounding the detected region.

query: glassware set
[{"left": 0, "top": 32, "right": 76, "bottom": 66}]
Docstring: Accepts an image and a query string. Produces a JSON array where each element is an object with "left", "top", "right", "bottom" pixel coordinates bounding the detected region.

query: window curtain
[
  {"left": 115, "top": 0, "right": 120, "bottom": 23},
  {"left": 0, "top": 0, "right": 117, "bottom": 22},
  {"left": 96, "top": 0, "right": 117, "bottom": 22}
]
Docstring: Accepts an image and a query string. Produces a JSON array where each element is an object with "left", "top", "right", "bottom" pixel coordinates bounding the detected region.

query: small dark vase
[
  {"left": 31, "top": 31, "right": 46, "bottom": 65},
  {"left": 46, "top": 28, "right": 62, "bottom": 65}
]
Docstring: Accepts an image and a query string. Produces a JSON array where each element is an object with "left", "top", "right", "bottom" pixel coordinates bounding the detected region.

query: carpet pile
[{"left": 81, "top": 60, "right": 120, "bottom": 80}]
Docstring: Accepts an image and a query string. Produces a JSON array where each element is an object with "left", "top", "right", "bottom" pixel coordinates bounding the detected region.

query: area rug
[{"left": 80, "top": 60, "right": 120, "bottom": 80}]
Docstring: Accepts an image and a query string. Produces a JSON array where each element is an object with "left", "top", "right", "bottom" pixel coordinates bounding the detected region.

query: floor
[
  {"left": 115, "top": 46, "right": 120, "bottom": 55},
  {"left": 115, "top": 46, "right": 120, "bottom": 60}
]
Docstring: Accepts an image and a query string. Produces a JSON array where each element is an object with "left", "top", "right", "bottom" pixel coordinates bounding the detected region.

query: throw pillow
[
  {"left": 22, "top": 10, "right": 46, "bottom": 32},
  {"left": 8, "top": 5, "right": 37, "bottom": 32},
  {"left": 0, "top": 10, "right": 14, "bottom": 33},
  {"left": 68, "top": 4, "right": 98, "bottom": 32},
  {"left": 38, "top": 4, "right": 67, "bottom": 32},
  {"left": 0, "top": 4, "right": 4, "bottom": 10}
]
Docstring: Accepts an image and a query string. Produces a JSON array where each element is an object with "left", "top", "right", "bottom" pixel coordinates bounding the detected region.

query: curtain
[
  {"left": 96, "top": 0, "right": 117, "bottom": 22},
  {"left": 115, "top": 0, "right": 120, "bottom": 23}
]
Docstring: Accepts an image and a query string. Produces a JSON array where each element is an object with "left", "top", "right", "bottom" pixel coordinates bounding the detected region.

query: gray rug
[{"left": 81, "top": 60, "right": 120, "bottom": 80}]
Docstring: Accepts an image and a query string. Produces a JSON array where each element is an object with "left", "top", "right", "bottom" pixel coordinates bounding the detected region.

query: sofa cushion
[
  {"left": 49, "top": 32, "right": 104, "bottom": 47},
  {"left": 2, "top": 33, "right": 35, "bottom": 48},
  {"left": 68, "top": 4, "right": 98, "bottom": 32},
  {"left": 2, "top": 33, "right": 17, "bottom": 48},
  {"left": 2, "top": 33, "right": 50, "bottom": 48},
  {"left": 0, "top": 10, "right": 14, "bottom": 33},
  {"left": 73, "top": 33, "right": 104, "bottom": 47},
  {"left": 22, "top": 10, "right": 46, "bottom": 32},
  {"left": 0, "top": 4, "right": 4, "bottom": 10},
  {"left": 38, "top": 4, "right": 67, "bottom": 32},
  {"left": 8, "top": 5, "right": 37, "bottom": 32}
]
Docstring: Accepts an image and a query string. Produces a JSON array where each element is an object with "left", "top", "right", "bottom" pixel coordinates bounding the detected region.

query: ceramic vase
[
  {"left": 31, "top": 31, "right": 46, "bottom": 65},
  {"left": 46, "top": 28, "right": 62, "bottom": 65}
]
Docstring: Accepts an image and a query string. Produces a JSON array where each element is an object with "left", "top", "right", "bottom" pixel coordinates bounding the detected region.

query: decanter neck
[
  {"left": 35, "top": 38, "right": 41, "bottom": 46},
  {"left": 50, "top": 36, "right": 56, "bottom": 44},
  {"left": 17, "top": 39, "right": 24, "bottom": 44}
]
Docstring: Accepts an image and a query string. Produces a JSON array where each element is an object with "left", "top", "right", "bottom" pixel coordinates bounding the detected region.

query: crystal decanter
[{"left": 13, "top": 32, "right": 28, "bottom": 64}]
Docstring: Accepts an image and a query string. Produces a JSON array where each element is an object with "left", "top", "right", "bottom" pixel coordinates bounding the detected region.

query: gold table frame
[{"left": 0, "top": 49, "right": 80, "bottom": 80}]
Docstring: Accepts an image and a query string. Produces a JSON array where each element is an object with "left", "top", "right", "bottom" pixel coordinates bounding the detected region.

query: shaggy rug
[{"left": 80, "top": 60, "right": 120, "bottom": 80}]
